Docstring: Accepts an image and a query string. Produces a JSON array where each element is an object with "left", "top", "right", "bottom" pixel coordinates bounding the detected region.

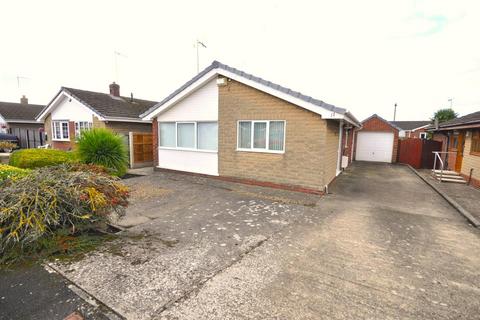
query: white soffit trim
[{"left": 37, "top": 90, "right": 105, "bottom": 122}]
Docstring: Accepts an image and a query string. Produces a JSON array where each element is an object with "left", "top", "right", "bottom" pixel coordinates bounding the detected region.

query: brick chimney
[
  {"left": 109, "top": 82, "right": 120, "bottom": 97},
  {"left": 20, "top": 95, "right": 28, "bottom": 104}
]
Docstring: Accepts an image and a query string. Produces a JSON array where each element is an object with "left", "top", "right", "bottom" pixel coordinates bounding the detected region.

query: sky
[{"left": 0, "top": 0, "right": 479, "bottom": 121}]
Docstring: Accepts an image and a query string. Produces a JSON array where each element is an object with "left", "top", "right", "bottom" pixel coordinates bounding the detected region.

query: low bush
[
  {"left": 0, "top": 164, "right": 30, "bottom": 182},
  {"left": 77, "top": 129, "right": 128, "bottom": 177},
  {"left": 9, "top": 149, "right": 78, "bottom": 169},
  {"left": 0, "top": 164, "right": 129, "bottom": 265},
  {"left": 0, "top": 141, "right": 17, "bottom": 152}
]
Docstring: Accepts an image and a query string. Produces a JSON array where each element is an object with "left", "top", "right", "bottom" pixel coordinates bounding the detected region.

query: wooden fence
[
  {"left": 128, "top": 132, "right": 153, "bottom": 168},
  {"left": 397, "top": 138, "right": 442, "bottom": 169}
]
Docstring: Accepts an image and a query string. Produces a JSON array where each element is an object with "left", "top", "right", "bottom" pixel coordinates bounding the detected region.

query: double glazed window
[
  {"left": 75, "top": 121, "right": 92, "bottom": 138},
  {"left": 237, "top": 120, "right": 285, "bottom": 152},
  {"left": 159, "top": 122, "right": 218, "bottom": 151},
  {"left": 52, "top": 121, "right": 69, "bottom": 140}
]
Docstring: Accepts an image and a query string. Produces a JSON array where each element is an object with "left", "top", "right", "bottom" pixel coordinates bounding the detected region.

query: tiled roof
[
  {"left": 62, "top": 87, "right": 157, "bottom": 119},
  {"left": 390, "top": 121, "right": 431, "bottom": 131},
  {"left": 436, "top": 111, "right": 480, "bottom": 128},
  {"left": 0, "top": 101, "right": 45, "bottom": 122},
  {"left": 142, "top": 60, "right": 348, "bottom": 118}
]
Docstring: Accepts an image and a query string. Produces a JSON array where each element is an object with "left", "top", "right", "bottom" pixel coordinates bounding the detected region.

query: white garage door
[{"left": 356, "top": 132, "right": 394, "bottom": 163}]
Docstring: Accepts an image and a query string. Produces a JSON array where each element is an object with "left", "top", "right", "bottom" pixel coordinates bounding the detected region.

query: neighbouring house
[
  {"left": 36, "top": 83, "right": 157, "bottom": 168},
  {"left": 353, "top": 114, "right": 400, "bottom": 163},
  {"left": 390, "top": 121, "right": 431, "bottom": 139},
  {"left": 0, "top": 96, "right": 46, "bottom": 148},
  {"left": 429, "top": 111, "right": 480, "bottom": 187},
  {"left": 141, "top": 61, "right": 361, "bottom": 193}
]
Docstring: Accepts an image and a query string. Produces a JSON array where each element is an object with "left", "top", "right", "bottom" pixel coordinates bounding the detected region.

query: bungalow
[
  {"left": 36, "top": 83, "right": 157, "bottom": 167},
  {"left": 0, "top": 96, "right": 45, "bottom": 148},
  {"left": 141, "top": 61, "right": 361, "bottom": 193},
  {"left": 430, "top": 111, "right": 480, "bottom": 187},
  {"left": 391, "top": 121, "right": 431, "bottom": 139}
]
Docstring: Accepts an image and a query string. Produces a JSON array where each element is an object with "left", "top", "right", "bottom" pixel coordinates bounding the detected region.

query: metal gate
[{"left": 8, "top": 127, "right": 46, "bottom": 149}]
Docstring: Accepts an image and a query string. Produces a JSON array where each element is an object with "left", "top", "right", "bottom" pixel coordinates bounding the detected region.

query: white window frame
[
  {"left": 236, "top": 120, "right": 286, "bottom": 154},
  {"left": 419, "top": 132, "right": 427, "bottom": 139},
  {"left": 158, "top": 121, "right": 218, "bottom": 153},
  {"left": 75, "top": 121, "right": 92, "bottom": 138},
  {"left": 52, "top": 120, "right": 70, "bottom": 141}
]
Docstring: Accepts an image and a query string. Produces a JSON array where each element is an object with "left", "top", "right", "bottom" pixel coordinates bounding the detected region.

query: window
[
  {"left": 75, "top": 121, "right": 92, "bottom": 138},
  {"left": 177, "top": 123, "right": 195, "bottom": 148},
  {"left": 158, "top": 121, "right": 218, "bottom": 151},
  {"left": 52, "top": 121, "right": 69, "bottom": 140},
  {"left": 471, "top": 130, "right": 480, "bottom": 155},
  {"left": 419, "top": 132, "right": 427, "bottom": 139},
  {"left": 160, "top": 122, "right": 176, "bottom": 147},
  {"left": 197, "top": 122, "right": 218, "bottom": 150},
  {"left": 237, "top": 120, "right": 285, "bottom": 153}
]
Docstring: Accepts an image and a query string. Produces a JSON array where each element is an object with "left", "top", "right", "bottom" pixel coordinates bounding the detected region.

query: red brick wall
[
  {"left": 409, "top": 128, "right": 427, "bottom": 139},
  {"left": 341, "top": 126, "right": 354, "bottom": 164},
  {"left": 152, "top": 117, "right": 158, "bottom": 166},
  {"left": 52, "top": 121, "right": 75, "bottom": 151},
  {"left": 355, "top": 116, "right": 399, "bottom": 162}
]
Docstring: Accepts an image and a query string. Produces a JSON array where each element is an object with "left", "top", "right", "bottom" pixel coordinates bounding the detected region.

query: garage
[
  {"left": 354, "top": 114, "right": 400, "bottom": 163},
  {"left": 356, "top": 132, "right": 394, "bottom": 162}
]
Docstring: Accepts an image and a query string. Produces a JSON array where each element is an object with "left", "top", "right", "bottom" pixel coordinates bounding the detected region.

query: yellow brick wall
[
  {"left": 218, "top": 78, "right": 339, "bottom": 190},
  {"left": 93, "top": 116, "right": 106, "bottom": 129},
  {"left": 44, "top": 114, "right": 52, "bottom": 144},
  {"left": 461, "top": 132, "right": 480, "bottom": 181}
]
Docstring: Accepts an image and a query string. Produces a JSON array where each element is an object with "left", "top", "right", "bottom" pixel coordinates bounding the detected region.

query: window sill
[
  {"left": 52, "top": 139, "right": 70, "bottom": 142},
  {"left": 236, "top": 148, "right": 285, "bottom": 154},
  {"left": 158, "top": 147, "right": 218, "bottom": 154}
]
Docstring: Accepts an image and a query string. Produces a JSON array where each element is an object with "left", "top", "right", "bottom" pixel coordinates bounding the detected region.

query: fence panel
[
  {"left": 421, "top": 140, "right": 443, "bottom": 169},
  {"left": 398, "top": 138, "right": 422, "bottom": 168}
]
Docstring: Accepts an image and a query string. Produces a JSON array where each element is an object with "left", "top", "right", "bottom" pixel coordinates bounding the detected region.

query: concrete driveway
[{"left": 53, "top": 163, "right": 480, "bottom": 319}]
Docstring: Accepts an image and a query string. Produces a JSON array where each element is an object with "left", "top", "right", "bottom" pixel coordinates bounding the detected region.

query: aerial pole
[
  {"left": 196, "top": 40, "right": 207, "bottom": 73},
  {"left": 393, "top": 103, "right": 397, "bottom": 121}
]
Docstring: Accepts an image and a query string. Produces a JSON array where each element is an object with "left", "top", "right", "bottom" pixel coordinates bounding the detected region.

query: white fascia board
[
  {"left": 104, "top": 117, "right": 152, "bottom": 123},
  {"left": 142, "top": 70, "right": 218, "bottom": 120},
  {"left": 5, "top": 120, "right": 42, "bottom": 124},
  {"left": 37, "top": 90, "right": 105, "bottom": 122},
  {"left": 411, "top": 124, "right": 430, "bottom": 131}
]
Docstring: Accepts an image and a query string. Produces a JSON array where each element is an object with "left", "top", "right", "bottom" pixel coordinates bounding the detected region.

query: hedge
[
  {"left": 0, "top": 164, "right": 30, "bottom": 182},
  {"left": 9, "top": 149, "right": 78, "bottom": 169}
]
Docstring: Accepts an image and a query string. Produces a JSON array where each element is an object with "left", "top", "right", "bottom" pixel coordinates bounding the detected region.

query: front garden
[{"left": 0, "top": 129, "right": 130, "bottom": 267}]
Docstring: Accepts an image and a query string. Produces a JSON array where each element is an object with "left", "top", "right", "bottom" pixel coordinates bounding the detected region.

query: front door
[{"left": 454, "top": 132, "right": 465, "bottom": 172}]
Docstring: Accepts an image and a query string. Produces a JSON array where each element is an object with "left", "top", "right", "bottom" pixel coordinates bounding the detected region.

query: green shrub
[
  {"left": 0, "top": 164, "right": 30, "bottom": 182},
  {"left": 77, "top": 129, "right": 128, "bottom": 177},
  {"left": 0, "top": 164, "right": 129, "bottom": 265},
  {"left": 9, "top": 149, "right": 78, "bottom": 169},
  {"left": 0, "top": 141, "right": 17, "bottom": 152}
]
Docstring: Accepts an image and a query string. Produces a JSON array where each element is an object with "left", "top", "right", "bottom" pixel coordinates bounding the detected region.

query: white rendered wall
[
  {"left": 157, "top": 79, "right": 219, "bottom": 175},
  {"left": 51, "top": 94, "right": 96, "bottom": 122},
  {"left": 157, "top": 79, "right": 218, "bottom": 121}
]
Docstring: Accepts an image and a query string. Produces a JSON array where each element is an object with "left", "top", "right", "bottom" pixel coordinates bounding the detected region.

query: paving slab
[{"left": 418, "top": 169, "right": 480, "bottom": 223}]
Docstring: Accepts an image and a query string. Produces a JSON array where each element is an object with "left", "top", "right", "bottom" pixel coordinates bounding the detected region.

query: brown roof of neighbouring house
[
  {"left": 390, "top": 121, "right": 431, "bottom": 131},
  {"left": 435, "top": 111, "right": 480, "bottom": 129},
  {"left": 62, "top": 87, "right": 158, "bottom": 119},
  {"left": 0, "top": 101, "right": 45, "bottom": 122}
]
